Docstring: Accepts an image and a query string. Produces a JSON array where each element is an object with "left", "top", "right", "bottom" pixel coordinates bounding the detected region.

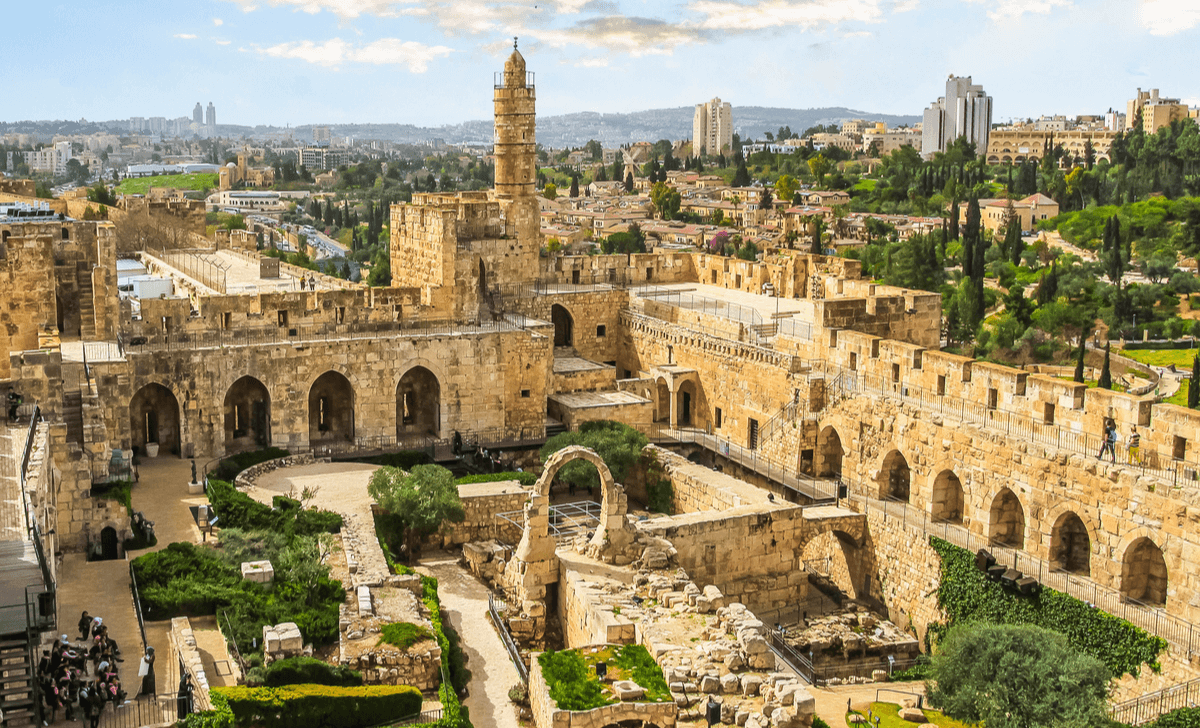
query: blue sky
[{"left": 4, "top": 0, "right": 1198, "bottom": 128}]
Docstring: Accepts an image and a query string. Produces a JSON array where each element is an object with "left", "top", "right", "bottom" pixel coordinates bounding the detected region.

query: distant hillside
[{"left": 2, "top": 105, "right": 920, "bottom": 149}]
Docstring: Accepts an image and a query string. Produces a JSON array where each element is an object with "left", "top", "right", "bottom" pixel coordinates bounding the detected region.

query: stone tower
[
  {"left": 494, "top": 39, "right": 536, "bottom": 200},
  {"left": 490, "top": 39, "right": 540, "bottom": 280}
]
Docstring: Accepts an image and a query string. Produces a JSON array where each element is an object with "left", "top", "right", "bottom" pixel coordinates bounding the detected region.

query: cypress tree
[
  {"left": 624, "top": 172, "right": 634, "bottom": 193},
  {"left": 1191, "top": 356, "right": 1200, "bottom": 409},
  {"left": 1098, "top": 345, "right": 1112, "bottom": 389},
  {"left": 949, "top": 201, "right": 960, "bottom": 241},
  {"left": 1074, "top": 339, "right": 1087, "bottom": 383}
]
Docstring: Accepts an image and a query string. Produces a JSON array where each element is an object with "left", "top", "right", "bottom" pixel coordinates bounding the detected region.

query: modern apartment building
[
  {"left": 920, "top": 75, "right": 992, "bottom": 158},
  {"left": 1126, "top": 89, "right": 1189, "bottom": 134},
  {"left": 692, "top": 98, "right": 732, "bottom": 157}
]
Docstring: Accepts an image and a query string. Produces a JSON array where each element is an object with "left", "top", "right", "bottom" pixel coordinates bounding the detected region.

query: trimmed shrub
[
  {"left": 456, "top": 471, "right": 537, "bottom": 486},
  {"left": 217, "top": 684, "right": 422, "bottom": 728},
  {"left": 208, "top": 479, "right": 342, "bottom": 536},
  {"left": 180, "top": 690, "right": 234, "bottom": 728},
  {"left": 262, "top": 657, "right": 362, "bottom": 688},
  {"left": 132, "top": 542, "right": 241, "bottom": 619},
  {"left": 210, "top": 447, "right": 290, "bottom": 482}
]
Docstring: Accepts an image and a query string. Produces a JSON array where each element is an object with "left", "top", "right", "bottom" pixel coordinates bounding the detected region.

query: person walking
[
  {"left": 1101, "top": 422, "right": 1118, "bottom": 463},
  {"left": 1128, "top": 426, "right": 1141, "bottom": 465},
  {"left": 77, "top": 611, "right": 92, "bottom": 641},
  {"left": 138, "top": 647, "right": 156, "bottom": 698}
]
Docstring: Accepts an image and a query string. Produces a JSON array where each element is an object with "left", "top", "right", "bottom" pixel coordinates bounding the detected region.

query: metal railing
[
  {"left": 651, "top": 425, "right": 837, "bottom": 503},
  {"left": 128, "top": 561, "right": 148, "bottom": 653},
  {"left": 634, "top": 285, "right": 766, "bottom": 327},
  {"left": 221, "top": 609, "right": 247, "bottom": 676},
  {"left": 151, "top": 247, "right": 229, "bottom": 293},
  {"left": 96, "top": 691, "right": 188, "bottom": 728},
  {"left": 1111, "top": 675, "right": 1200, "bottom": 725},
  {"left": 118, "top": 317, "right": 529, "bottom": 353},
  {"left": 488, "top": 594, "right": 528, "bottom": 683},
  {"left": 830, "top": 368, "right": 1200, "bottom": 489},
  {"left": 621, "top": 309, "right": 808, "bottom": 373}
]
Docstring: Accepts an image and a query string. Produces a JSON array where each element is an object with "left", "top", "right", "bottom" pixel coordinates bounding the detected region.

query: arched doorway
[
  {"left": 551, "top": 304, "right": 574, "bottom": 347},
  {"left": 1050, "top": 512, "right": 1091, "bottom": 575},
  {"left": 930, "top": 470, "right": 965, "bottom": 524},
  {"left": 801, "top": 530, "right": 864, "bottom": 605},
  {"left": 1122, "top": 537, "right": 1168, "bottom": 605},
  {"left": 224, "top": 376, "right": 271, "bottom": 453},
  {"left": 397, "top": 366, "right": 441, "bottom": 438},
  {"left": 654, "top": 378, "right": 670, "bottom": 423},
  {"left": 677, "top": 380, "right": 698, "bottom": 427},
  {"left": 100, "top": 527, "right": 119, "bottom": 561},
  {"left": 817, "top": 427, "right": 843, "bottom": 477},
  {"left": 129, "top": 383, "right": 181, "bottom": 456},
  {"left": 309, "top": 371, "right": 354, "bottom": 443},
  {"left": 989, "top": 488, "right": 1025, "bottom": 548},
  {"left": 880, "top": 450, "right": 910, "bottom": 502}
]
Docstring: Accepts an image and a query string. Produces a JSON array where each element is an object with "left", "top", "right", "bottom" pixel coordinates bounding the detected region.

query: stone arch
[
  {"left": 988, "top": 487, "right": 1026, "bottom": 548},
  {"left": 1049, "top": 510, "right": 1091, "bottom": 575},
  {"left": 1121, "top": 536, "right": 1168, "bottom": 605},
  {"left": 816, "top": 425, "right": 844, "bottom": 478},
  {"left": 517, "top": 446, "right": 632, "bottom": 560},
  {"left": 800, "top": 529, "right": 865, "bottom": 602},
  {"left": 224, "top": 375, "right": 271, "bottom": 453},
  {"left": 930, "top": 469, "right": 965, "bottom": 524},
  {"left": 551, "top": 303, "right": 574, "bottom": 347},
  {"left": 129, "top": 382, "right": 181, "bottom": 456},
  {"left": 878, "top": 449, "right": 910, "bottom": 502},
  {"left": 308, "top": 370, "right": 355, "bottom": 444},
  {"left": 654, "top": 377, "right": 670, "bottom": 423},
  {"left": 397, "top": 365, "right": 441, "bottom": 438}
]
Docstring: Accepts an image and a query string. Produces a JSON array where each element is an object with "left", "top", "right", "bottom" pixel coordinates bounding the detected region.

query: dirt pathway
[{"left": 417, "top": 553, "right": 520, "bottom": 728}]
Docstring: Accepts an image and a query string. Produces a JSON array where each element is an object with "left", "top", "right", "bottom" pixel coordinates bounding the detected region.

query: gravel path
[{"left": 418, "top": 553, "right": 521, "bottom": 728}]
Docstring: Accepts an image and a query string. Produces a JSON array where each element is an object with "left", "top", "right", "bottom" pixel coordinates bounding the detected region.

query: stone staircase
[
  {"left": 63, "top": 390, "right": 84, "bottom": 446},
  {"left": 76, "top": 263, "right": 96, "bottom": 340},
  {"left": 0, "top": 637, "right": 37, "bottom": 727}
]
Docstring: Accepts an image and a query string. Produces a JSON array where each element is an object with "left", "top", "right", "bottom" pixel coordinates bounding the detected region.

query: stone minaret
[{"left": 493, "top": 39, "right": 536, "bottom": 200}]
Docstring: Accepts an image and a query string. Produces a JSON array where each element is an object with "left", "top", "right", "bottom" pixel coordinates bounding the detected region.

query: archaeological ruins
[{"left": 3, "top": 45, "right": 1200, "bottom": 727}]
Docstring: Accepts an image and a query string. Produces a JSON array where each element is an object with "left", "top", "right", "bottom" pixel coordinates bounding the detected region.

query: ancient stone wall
[
  {"left": 1, "top": 222, "right": 60, "bottom": 357},
  {"left": 441, "top": 482, "right": 528, "bottom": 546},
  {"left": 528, "top": 648, "right": 678, "bottom": 728},
  {"left": 557, "top": 565, "right": 638, "bottom": 649}
]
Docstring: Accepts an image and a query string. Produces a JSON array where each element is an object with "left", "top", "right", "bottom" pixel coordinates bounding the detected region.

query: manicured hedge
[
  {"left": 207, "top": 479, "right": 342, "bottom": 536},
  {"left": 217, "top": 684, "right": 422, "bottom": 728},
  {"left": 420, "top": 575, "right": 472, "bottom": 728},
  {"left": 931, "top": 537, "right": 1167, "bottom": 677},
  {"left": 209, "top": 447, "right": 291, "bottom": 482},
  {"left": 456, "top": 471, "right": 537, "bottom": 486},
  {"left": 262, "top": 656, "right": 362, "bottom": 688}
]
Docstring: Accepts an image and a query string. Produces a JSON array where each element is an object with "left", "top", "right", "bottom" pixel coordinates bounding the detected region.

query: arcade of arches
[
  {"left": 397, "top": 366, "right": 441, "bottom": 438},
  {"left": 224, "top": 376, "right": 270, "bottom": 453},
  {"left": 309, "top": 371, "right": 355, "bottom": 443}
]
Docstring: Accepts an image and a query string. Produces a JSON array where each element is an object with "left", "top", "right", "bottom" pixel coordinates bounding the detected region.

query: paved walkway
[{"left": 417, "top": 553, "right": 520, "bottom": 728}]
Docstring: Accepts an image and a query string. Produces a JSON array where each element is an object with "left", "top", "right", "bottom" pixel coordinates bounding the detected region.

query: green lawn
[
  {"left": 852, "top": 179, "right": 878, "bottom": 192},
  {"left": 847, "top": 702, "right": 973, "bottom": 728},
  {"left": 1054, "top": 376, "right": 1130, "bottom": 393},
  {"left": 1166, "top": 379, "right": 1189, "bottom": 407},
  {"left": 1120, "top": 347, "right": 1200, "bottom": 369},
  {"left": 116, "top": 172, "right": 218, "bottom": 195}
]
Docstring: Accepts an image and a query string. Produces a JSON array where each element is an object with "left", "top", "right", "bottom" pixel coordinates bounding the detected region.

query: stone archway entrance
[
  {"left": 1050, "top": 512, "right": 1091, "bottom": 575},
  {"left": 551, "top": 304, "right": 574, "bottom": 347},
  {"left": 397, "top": 366, "right": 441, "bottom": 438},
  {"left": 224, "top": 376, "right": 271, "bottom": 453},
  {"left": 1122, "top": 537, "right": 1168, "bottom": 605},
  {"left": 816, "top": 426, "right": 844, "bottom": 477},
  {"left": 930, "top": 470, "right": 965, "bottom": 524},
  {"left": 989, "top": 488, "right": 1025, "bottom": 548},
  {"left": 880, "top": 450, "right": 910, "bottom": 502},
  {"left": 129, "top": 383, "right": 181, "bottom": 457},
  {"left": 309, "top": 371, "right": 355, "bottom": 444}
]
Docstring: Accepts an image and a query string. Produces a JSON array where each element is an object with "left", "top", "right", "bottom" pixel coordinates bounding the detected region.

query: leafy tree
[
  {"left": 927, "top": 623, "right": 1111, "bottom": 728},
  {"left": 368, "top": 464, "right": 465, "bottom": 561},
  {"left": 611, "top": 151, "right": 624, "bottom": 183},
  {"left": 758, "top": 187, "right": 773, "bottom": 211},
  {"left": 736, "top": 239, "right": 758, "bottom": 261},
  {"left": 1098, "top": 345, "right": 1112, "bottom": 389},
  {"left": 650, "top": 182, "right": 681, "bottom": 220},
  {"left": 540, "top": 421, "right": 648, "bottom": 493},
  {"left": 775, "top": 175, "right": 798, "bottom": 204},
  {"left": 584, "top": 139, "right": 602, "bottom": 161},
  {"left": 543, "top": 182, "right": 558, "bottom": 200},
  {"left": 807, "top": 154, "right": 831, "bottom": 188}
]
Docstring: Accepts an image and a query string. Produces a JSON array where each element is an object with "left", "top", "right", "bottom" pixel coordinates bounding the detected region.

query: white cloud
[
  {"left": 689, "top": 0, "right": 883, "bottom": 32},
  {"left": 843, "top": 29, "right": 872, "bottom": 36},
  {"left": 964, "top": 0, "right": 1071, "bottom": 21},
  {"left": 174, "top": 33, "right": 198, "bottom": 39},
  {"left": 214, "top": 17, "right": 225, "bottom": 25},
  {"left": 535, "top": 16, "right": 710, "bottom": 55},
  {"left": 259, "top": 37, "right": 454, "bottom": 71},
  {"left": 893, "top": 0, "right": 918, "bottom": 11},
  {"left": 569, "top": 56, "right": 610, "bottom": 67},
  {"left": 1139, "top": 0, "right": 1200, "bottom": 35},
  {"left": 241, "top": 4, "right": 258, "bottom": 10},
  {"left": 216, "top": 39, "right": 232, "bottom": 45}
]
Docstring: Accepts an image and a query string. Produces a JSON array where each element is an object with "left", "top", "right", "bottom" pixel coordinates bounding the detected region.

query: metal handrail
[
  {"left": 129, "top": 560, "right": 148, "bottom": 652},
  {"left": 1111, "top": 674, "right": 1200, "bottom": 725},
  {"left": 488, "top": 594, "right": 528, "bottom": 683}
]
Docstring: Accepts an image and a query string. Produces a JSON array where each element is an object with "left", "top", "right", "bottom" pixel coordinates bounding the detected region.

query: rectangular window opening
[
  {"left": 715, "top": 407, "right": 723, "bottom": 429},
  {"left": 596, "top": 325, "right": 607, "bottom": 337}
]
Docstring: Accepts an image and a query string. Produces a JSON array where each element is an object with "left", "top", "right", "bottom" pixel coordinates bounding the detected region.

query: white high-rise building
[
  {"left": 921, "top": 75, "right": 992, "bottom": 158},
  {"left": 692, "top": 98, "right": 732, "bottom": 157}
]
